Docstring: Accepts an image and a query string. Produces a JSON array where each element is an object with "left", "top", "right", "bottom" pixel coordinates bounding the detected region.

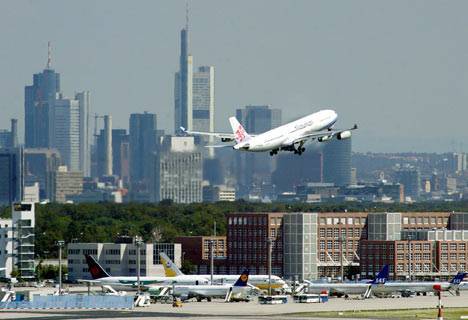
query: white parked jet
[
  {"left": 160, "top": 252, "right": 288, "bottom": 291},
  {"left": 81, "top": 254, "right": 210, "bottom": 290},
  {"left": 181, "top": 109, "right": 357, "bottom": 156},
  {"left": 171, "top": 269, "right": 251, "bottom": 302}
]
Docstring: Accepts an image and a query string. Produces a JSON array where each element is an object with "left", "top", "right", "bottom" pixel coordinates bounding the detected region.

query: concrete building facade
[{"left": 67, "top": 242, "right": 181, "bottom": 281}]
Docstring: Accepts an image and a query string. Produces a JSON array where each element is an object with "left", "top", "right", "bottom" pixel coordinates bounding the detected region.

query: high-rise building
[
  {"left": 0, "top": 119, "right": 18, "bottom": 149},
  {"left": 272, "top": 152, "right": 323, "bottom": 194},
  {"left": 129, "top": 112, "right": 159, "bottom": 192},
  {"left": 75, "top": 91, "right": 91, "bottom": 176},
  {"left": 235, "top": 105, "right": 282, "bottom": 197},
  {"left": 395, "top": 168, "right": 421, "bottom": 200},
  {"left": 111, "top": 129, "right": 129, "bottom": 181},
  {"left": 174, "top": 24, "right": 193, "bottom": 132},
  {"left": 0, "top": 219, "right": 13, "bottom": 278},
  {"left": 322, "top": 138, "right": 352, "bottom": 186},
  {"left": 24, "top": 148, "right": 61, "bottom": 200},
  {"left": 24, "top": 45, "right": 90, "bottom": 175},
  {"left": 48, "top": 166, "right": 83, "bottom": 203},
  {"left": 151, "top": 136, "right": 202, "bottom": 203},
  {"left": 24, "top": 43, "right": 60, "bottom": 149},
  {"left": 0, "top": 148, "right": 23, "bottom": 205},
  {"left": 53, "top": 95, "right": 81, "bottom": 171},
  {"left": 192, "top": 66, "right": 215, "bottom": 157}
]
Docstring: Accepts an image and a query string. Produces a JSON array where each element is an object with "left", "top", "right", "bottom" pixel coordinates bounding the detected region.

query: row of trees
[{"left": 1, "top": 200, "right": 467, "bottom": 259}]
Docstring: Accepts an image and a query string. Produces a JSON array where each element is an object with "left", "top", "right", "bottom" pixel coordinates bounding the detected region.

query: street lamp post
[
  {"left": 407, "top": 235, "right": 413, "bottom": 281},
  {"left": 209, "top": 239, "right": 214, "bottom": 285},
  {"left": 56, "top": 240, "right": 65, "bottom": 295},
  {"left": 134, "top": 236, "right": 143, "bottom": 295},
  {"left": 267, "top": 238, "right": 273, "bottom": 296}
]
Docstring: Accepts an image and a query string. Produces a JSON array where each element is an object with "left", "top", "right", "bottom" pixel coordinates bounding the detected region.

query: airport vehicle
[
  {"left": 171, "top": 269, "right": 251, "bottom": 302},
  {"left": 305, "top": 265, "right": 389, "bottom": 297},
  {"left": 374, "top": 272, "right": 467, "bottom": 297},
  {"left": 160, "top": 252, "right": 288, "bottom": 291},
  {"left": 181, "top": 109, "right": 357, "bottom": 156},
  {"left": 81, "top": 254, "right": 209, "bottom": 290}
]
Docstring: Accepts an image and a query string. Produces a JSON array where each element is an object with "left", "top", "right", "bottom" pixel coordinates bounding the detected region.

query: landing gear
[
  {"left": 294, "top": 147, "right": 306, "bottom": 155},
  {"left": 269, "top": 149, "right": 279, "bottom": 156}
]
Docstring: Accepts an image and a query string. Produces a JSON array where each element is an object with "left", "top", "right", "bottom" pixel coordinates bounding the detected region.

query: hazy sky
[{"left": 0, "top": 1, "right": 467, "bottom": 152}]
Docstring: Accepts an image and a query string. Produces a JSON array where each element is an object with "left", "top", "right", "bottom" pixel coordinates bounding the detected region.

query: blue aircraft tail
[
  {"left": 450, "top": 272, "right": 467, "bottom": 285},
  {"left": 370, "top": 265, "right": 389, "bottom": 285},
  {"left": 233, "top": 269, "right": 249, "bottom": 287}
]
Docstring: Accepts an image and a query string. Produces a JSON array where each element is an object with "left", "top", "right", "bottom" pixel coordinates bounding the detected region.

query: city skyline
[{"left": 0, "top": 1, "right": 467, "bottom": 152}]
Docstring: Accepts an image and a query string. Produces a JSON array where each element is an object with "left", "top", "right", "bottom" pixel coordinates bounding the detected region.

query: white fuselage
[
  {"left": 234, "top": 109, "right": 337, "bottom": 152},
  {"left": 173, "top": 284, "right": 250, "bottom": 300},
  {"left": 93, "top": 275, "right": 210, "bottom": 290}
]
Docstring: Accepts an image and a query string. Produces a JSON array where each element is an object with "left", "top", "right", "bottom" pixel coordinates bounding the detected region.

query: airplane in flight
[
  {"left": 160, "top": 252, "right": 288, "bottom": 291},
  {"left": 81, "top": 254, "right": 210, "bottom": 290},
  {"left": 171, "top": 269, "right": 251, "bottom": 302},
  {"left": 305, "top": 265, "right": 389, "bottom": 298},
  {"left": 181, "top": 109, "right": 357, "bottom": 156}
]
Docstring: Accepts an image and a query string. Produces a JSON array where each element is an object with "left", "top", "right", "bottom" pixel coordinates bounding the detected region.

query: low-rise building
[
  {"left": 67, "top": 242, "right": 181, "bottom": 281},
  {"left": 175, "top": 236, "right": 227, "bottom": 274}
]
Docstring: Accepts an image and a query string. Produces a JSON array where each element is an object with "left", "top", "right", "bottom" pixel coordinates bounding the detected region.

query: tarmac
[{"left": 1, "top": 286, "right": 467, "bottom": 319}]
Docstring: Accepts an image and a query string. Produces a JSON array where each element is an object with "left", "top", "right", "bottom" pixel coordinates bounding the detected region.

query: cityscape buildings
[
  {"left": 0, "top": 148, "right": 23, "bottom": 205},
  {"left": 150, "top": 136, "right": 202, "bottom": 203}
]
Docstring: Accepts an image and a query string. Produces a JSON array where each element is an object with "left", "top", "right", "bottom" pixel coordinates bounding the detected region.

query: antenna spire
[
  {"left": 185, "top": 1, "right": 189, "bottom": 31},
  {"left": 46, "top": 41, "right": 52, "bottom": 69}
]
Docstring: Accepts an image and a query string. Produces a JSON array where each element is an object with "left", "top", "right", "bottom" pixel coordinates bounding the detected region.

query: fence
[{"left": 0, "top": 294, "right": 134, "bottom": 309}]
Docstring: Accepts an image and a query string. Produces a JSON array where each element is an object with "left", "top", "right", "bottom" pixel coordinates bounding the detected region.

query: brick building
[
  {"left": 226, "top": 212, "right": 284, "bottom": 275},
  {"left": 175, "top": 236, "right": 227, "bottom": 274}
]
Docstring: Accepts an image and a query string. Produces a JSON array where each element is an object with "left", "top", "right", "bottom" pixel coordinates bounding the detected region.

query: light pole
[
  {"left": 134, "top": 235, "right": 143, "bottom": 295},
  {"left": 56, "top": 240, "right": 65, "bottom": 295},
  {"left": 267, "top": 238, "right": 273, "bottom": 296},
  {"left": 340, "top": 233, "right": 346, "bottom": 283},
  {"left": 407, "top": 235, "right": 413, "bottom": 281},
  {"left": 209, "top": 239, "right": 215, "bottom": 284}
]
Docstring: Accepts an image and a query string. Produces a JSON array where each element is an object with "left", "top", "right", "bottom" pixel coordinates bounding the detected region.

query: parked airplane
[
  {"left": 305, "top": 265, "right": 389, "bottom": 297},
  {"left": 172, "top": 269, "right": 251, "bottom": 302},
  {"left": 374, "top": 272, "right": 468, "bottom": 296},
  {"left": 181, "top": 109, "right": 357, "bottom": 156},
  {"left": 159, "top": 252, "right": 288, "bottom": 291},
  {"left": 81, "top": 254, "right": 209, "bottom": 290}
]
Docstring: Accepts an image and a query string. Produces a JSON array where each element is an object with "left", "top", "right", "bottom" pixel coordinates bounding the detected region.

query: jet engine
[
  {"left": 337, "top": 131, "right": 352, "bottom": 140},
  {"left": 318, "top": 135, "right": 333, "bottom": 142},
  {"left": 221, "top": 138, "right": 234, "bottom": 142}
]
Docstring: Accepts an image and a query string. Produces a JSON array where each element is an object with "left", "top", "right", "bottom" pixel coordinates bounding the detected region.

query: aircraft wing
[
  {"left": 181, "top": 127, "right": 235, "bottom": 140},
  {"left": 292, "top": 124, "right": 358, "bottom": 144},
  {"left": 181, "top": 127, "right": 257, "bottom": 141}
]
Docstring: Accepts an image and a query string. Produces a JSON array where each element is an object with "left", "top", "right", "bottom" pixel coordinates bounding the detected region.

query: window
[
  {"left": 319, "top": 252, "right": 325, "bottom": 262},
  {"left": 319, "top": 228, "right": 325, "bottom": 238},
  {"left": 326, "top": 229, "right": 333, "bottom": 237},
  {"left": 450, "top": 243, "right": 457, "bottom": 251},
  {"left": 460, "top": 243, "right": 466, "bottom": 251},
  {"left": 423, "top": 243, "right": 430, "bottom": 251},
  {"left": 441, "top": 243, "right": 448, "bottom": 251},
  {"left": 327, "top": 240, "right": 332, "bottom": 250},
  {"left": 423, "top": 253, "right": 430, "bottom": 260},
  {"left": 319, "top": 240, "right": 325, "bottom": 250},
  {"left": 450, "top": 253, "right": 457, "bottom": 260}
]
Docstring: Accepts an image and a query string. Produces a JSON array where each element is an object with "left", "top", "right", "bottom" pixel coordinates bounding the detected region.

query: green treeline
[{"left": 1, "top": 200, "right": 467, "bottom": 259}]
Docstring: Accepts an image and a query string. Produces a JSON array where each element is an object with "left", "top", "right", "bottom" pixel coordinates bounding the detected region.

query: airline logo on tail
[
  {"left": 160, "top": 252, "right": 183, "bottom": 277},
  {"left": 450, "top": 272, "right": 467, "bottom": 285},
  {"left": 229, "top": 117, "right": 250, "bottom": 144},
  {"left": 370, "top": 265, "right": 389, "bottom": 285},
  {"left": 84, "top": 254, "right": 110, "bottom": 279},
  {"left": 233, "top": 269, "right": 249, "bottom": 287}
]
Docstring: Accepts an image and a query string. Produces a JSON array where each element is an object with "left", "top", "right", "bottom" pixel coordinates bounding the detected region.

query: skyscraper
[
  {"left": 151, "top": 136, "right": 202, "bottom": 203},
  {"left": 24, "top": 148, "right": 61, "bottom": 200},
  {"left": 0, "top": 148, "right": 23, "bottom": 205},
  {"left": 322, "top": 138, "right": 352, "bottom": 186},
  {"left": 24, "top": 43, "right": 60, "bottom": 148},
  {"left": 111, "top": 129, "right": 129, "bottom": 181},
  {"left": 174, "top": 23, "right": 193, "bottom": 132},
  {"left": 24, "top": 45, "right": 90, "bottom": 175},
  {"left": 192, "top": 66, "right": 215, "bottom": 157},
  {"left": 75, "top": 91, "right": 91, "bottom": 176},
  {"left": 129, "top": 112, "right": 159, "bottom": 192},
  {"left": 0, "top": 119, "right": 18, "bottom": 149}
]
